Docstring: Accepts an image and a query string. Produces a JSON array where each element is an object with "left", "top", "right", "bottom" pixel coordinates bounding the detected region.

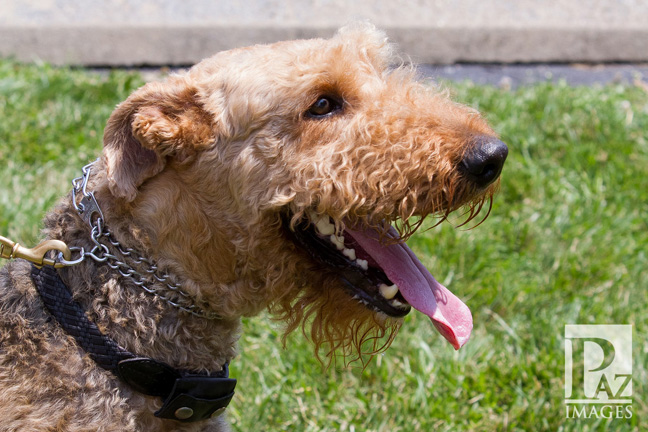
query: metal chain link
[{"left": 59, "top": 160, "right": 220, "bottom": 320}]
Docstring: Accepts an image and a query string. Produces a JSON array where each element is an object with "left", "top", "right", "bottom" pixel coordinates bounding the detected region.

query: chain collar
[{"left": 59, "top": 160, "right": 221, "bottom": 320}]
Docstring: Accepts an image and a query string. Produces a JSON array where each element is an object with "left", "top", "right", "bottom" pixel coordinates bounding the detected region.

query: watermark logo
[{"left": 565, "top": 324, "right": 632, "bottom": 419}]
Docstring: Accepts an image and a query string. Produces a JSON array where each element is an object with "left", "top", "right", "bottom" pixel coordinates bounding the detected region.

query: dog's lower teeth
[
  {"left": 342, "top": 248, "right": 356, "bottom": 260},
  {"left": 316, "top": 218, "right": 335, "bottom": 235},
  {"left": 330, "top": 234, "right": 345, "bottom": 250},
  {"left": 391, "top": 299, "right": 407, "bottom": 308},
  {"left": 379, "top": 283, "right": 398, "bottom": 300},
  {"left": 307, "top": 209, "right": 336, "bottom": 236},
  {"left": 306, "top": 210, "right": 402, "bottom": 307}
]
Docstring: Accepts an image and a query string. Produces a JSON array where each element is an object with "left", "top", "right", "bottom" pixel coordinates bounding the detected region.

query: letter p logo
[{"left": 565, "top": 325, "right": 632, "bottom": 403}]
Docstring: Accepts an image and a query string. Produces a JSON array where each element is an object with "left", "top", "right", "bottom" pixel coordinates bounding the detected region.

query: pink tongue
[{"left": 346, "top": 226, "right": 472, "bottom": 350}]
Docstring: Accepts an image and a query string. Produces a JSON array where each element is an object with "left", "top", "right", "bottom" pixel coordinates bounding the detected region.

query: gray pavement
[
  {"left": 1, "top": 0, "right": 648, "bottom": 66},
  {"left": 421, "top": 64, "right": 648, "bottom": 87}
]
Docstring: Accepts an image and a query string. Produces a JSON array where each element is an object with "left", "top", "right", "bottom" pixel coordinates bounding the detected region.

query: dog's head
[{"left": 101, "top": 23, "right": 506, "bottom": 361}]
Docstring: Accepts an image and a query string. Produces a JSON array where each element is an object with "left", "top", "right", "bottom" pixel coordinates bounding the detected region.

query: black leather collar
[{"left": 30, "top": 264, "right": 236, "bottom": 423}]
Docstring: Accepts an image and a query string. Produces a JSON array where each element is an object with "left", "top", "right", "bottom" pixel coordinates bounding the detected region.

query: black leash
[{"left": 30, "top": 264, "right": 236, "bottom": 423}]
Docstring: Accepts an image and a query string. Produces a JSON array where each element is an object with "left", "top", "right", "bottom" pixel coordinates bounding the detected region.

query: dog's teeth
[
  {"left": 391, "top": 299, "right": 407, "bottom": 308},
  {"left": 342, "top": 248, "right": 356, "bottom": 260},
  {"left": 315, "top": 216, "right": 335, "bottom": 235},
  {"left": 356, "top": 259, "right": 368, "bottom": 271},
  {"left": 379, "top": 283, "right": 398, "bottom": 300},
  {"left": 330, "top": 235, "right": 345, "bottom": 250}
]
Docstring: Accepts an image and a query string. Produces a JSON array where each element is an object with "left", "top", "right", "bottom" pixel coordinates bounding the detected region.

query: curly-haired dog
[{"left": 0, "top": 24, "right": 507, "bottom": 431}]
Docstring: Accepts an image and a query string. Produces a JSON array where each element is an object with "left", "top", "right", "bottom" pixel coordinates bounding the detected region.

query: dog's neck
[{"left": 42, "top": 166, "right": 241, "bottom": 372}]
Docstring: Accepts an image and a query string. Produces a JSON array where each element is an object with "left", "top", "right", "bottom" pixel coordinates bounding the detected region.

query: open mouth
[
  {"left": 286, "top": 210, "right": 412, "bottom": 318},
  {"left": 284, "top": 210, "right": 474, "bottom": 350}
]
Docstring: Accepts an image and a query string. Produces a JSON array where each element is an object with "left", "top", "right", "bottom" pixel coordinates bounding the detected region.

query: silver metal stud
[{"left": 175, "top": 407, "right": 194, "bottom": 420}]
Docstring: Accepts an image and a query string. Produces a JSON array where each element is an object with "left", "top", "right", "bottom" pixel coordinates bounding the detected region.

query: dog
[{"left": 0, "top": 23, "right": 507, "bottom": 431}]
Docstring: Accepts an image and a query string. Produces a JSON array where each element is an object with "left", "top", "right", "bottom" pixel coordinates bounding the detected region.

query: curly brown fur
[{"left": 0, "top": 23, "right": 504, "bottom": 431}]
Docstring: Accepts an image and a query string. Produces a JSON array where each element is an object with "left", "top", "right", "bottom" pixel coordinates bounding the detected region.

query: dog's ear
[{"left": 103, "top": 78, "right": 216, "bottom": 202}]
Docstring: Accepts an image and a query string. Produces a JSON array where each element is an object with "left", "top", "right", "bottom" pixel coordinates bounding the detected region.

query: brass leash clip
[{"left": 0, "top": 235, "right": 72, "bottom": 268}]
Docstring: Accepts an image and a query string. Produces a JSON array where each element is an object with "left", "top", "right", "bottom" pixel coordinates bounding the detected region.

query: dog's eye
[{"left": 307, "top": 96, "right": 342, "bottom": 118}]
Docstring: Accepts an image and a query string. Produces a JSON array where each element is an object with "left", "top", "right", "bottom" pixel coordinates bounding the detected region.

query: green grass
[
  {"left": 0, "top": 61, "right": 144, "bottom": 244},
  {"left": 1, "top": 60, "right": 646, "bottom": 431}
]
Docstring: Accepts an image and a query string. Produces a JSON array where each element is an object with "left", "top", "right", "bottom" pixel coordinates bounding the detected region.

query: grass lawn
[{"left": 0, "top": 60, "right": 646, "bottom": 431}]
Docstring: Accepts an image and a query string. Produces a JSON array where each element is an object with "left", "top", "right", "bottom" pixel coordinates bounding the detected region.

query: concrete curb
[{"left": 1, "top": 1, "right": 647, "bottom": 66}]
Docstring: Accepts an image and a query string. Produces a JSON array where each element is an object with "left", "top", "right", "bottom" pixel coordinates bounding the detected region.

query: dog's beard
[{"left": 270, "top": 279, "right": 402, "bottom": 366}]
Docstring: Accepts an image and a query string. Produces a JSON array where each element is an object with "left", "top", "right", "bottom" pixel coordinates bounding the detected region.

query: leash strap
[{"left": 30, "top": 264, "right": 236, "bottom": 423}]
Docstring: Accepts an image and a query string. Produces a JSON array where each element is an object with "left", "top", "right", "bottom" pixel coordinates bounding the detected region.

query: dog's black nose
[{"left": 460, "top": 136, "right": 508, "bottom": 187}]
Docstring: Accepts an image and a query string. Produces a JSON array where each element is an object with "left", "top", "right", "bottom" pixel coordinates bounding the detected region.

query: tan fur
[{"left": 0, "top": 23, "right": 501, "bottom": 431}]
